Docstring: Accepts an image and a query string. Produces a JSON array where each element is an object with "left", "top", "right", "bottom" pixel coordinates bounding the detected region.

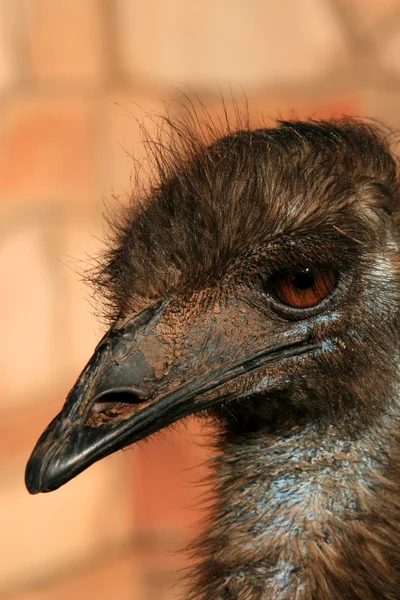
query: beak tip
[
  {"left": 25, "top": 441, "right": 65, "bottom": 495},
  {"left": 25, "top": 423, "right": 106, "bottom": 495},
  {"left": 25, "top": 456, "right": 66, "bottom": 495},
  {"left": 25, "top": 458, "right": 43, "bottom": 495}
]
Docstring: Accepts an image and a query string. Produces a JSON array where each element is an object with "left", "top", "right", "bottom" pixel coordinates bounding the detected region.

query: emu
[{"left": 26, "top": 115, "right": 400, "bottom": 599}]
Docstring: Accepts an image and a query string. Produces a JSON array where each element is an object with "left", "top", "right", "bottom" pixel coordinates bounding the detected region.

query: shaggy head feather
[{"left": 92, "top": 115, "right": 399, "bottom": 323}]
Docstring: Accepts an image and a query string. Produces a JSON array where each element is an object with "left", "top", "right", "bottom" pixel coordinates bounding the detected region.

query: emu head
[{"left": 26, "top": 118, "right": 400, "bottom": 494}]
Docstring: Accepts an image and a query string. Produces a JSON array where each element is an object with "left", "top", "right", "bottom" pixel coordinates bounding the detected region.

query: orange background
[{"left": 2, "top": 1, "right": 400, "bottom": 598}]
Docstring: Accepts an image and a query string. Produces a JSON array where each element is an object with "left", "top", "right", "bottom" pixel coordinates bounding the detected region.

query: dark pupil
[{"left": 292, "top": 270, "right": 315, "bottom": 290}]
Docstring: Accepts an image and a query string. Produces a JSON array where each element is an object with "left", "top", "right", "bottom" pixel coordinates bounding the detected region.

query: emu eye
[{"left": 271, "top": 267, "right": 336, "bottom": 308}]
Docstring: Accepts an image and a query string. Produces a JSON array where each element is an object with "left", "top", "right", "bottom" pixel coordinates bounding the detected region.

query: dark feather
[{"left": 89, "top": 109, "right": 400, "bottom": 599}]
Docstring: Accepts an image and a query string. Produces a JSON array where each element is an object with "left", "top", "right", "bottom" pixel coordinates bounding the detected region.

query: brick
[
  {"left": 0, "top": 453, "right": 135, "bottom": 591},
  {"left": 7, "top": 553, "right": 139, "bottom": 600},
  {"left": 379, "top": 24, "right": 400, "bottom": 74},
  {"left": 172, "top": 91, "right": 360, "bottom": 140},
  {"left": 24, "top": 0, "right": 105, "bottom": 82},
  {"left": 133, "top": 420, "right": 215, "bottom": 598},
  {"left": 345, "top": 0, "right": 400, "bottom": 31},
  {"left": 99, "top": 92, "right": 173, "bottom": 198},
  {"left": 116, "top": 0, "right": 347, "bottom": 89},
  {"left": 0, "top": 0, "right": 19, "bottom": 92},
  {"left": 62, "top": 210, "right": 106, "bottom": 373},
  {"left": 0, "top": 213, "right": 138, "bottom": 591},
  {"left": 133, "top": 532, "right": 192, "bottom": 600},
  {"left": 135, "top": 420, "right": 213, "bottom": 530},
  {"left": 0, "top": 395, "right": 65, "bottom": 471},
  {"left": 137, "top": 549, "right": 187, "bottom": 600},
  {"left": 250, "top": 93, "right": 359, "bottom": 122},
  {"left": 0, "top": 94, "right": 96, "bottom": 203},
  {"left": 361, "top": 89, "right": 400, "bottom": 130},
  {"left": 0, "top": 222, "right": 56, "bottom": 409},
  {"left": 102, "top": 90, "right": 360, "bottom": 200}
]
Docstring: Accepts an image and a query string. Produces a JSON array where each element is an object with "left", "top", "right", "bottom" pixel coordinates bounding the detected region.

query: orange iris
[{"left": 273, "top": 268, "right": 336, "bottom": 308}]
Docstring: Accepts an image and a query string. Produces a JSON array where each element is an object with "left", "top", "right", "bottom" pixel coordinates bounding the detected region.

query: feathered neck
[{"left": 186, "top": 405, "right": 400, "bottom": 599}]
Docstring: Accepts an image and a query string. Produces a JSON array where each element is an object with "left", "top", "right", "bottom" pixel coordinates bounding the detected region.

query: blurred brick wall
[{"left": 2, "top": 1, "right": 400, "bottom": 599}]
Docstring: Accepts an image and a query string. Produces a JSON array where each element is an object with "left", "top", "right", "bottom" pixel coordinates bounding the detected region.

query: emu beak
[{"left": 26, "top": 301, "right": 316, "bottom": 494}]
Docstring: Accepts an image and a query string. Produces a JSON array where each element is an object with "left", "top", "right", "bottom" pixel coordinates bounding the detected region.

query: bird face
[{"left": 25, "top": 118, "right": 400, "bottom": 494}]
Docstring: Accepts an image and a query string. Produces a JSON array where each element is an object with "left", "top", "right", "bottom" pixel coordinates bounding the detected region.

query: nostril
[{"left": 91, "top": 389, "right": 151, "bottom": 414}]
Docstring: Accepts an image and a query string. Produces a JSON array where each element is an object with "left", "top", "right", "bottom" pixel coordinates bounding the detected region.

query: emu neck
[{"left": 188, "top": 413, "right": 400, "bottom": 599}]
